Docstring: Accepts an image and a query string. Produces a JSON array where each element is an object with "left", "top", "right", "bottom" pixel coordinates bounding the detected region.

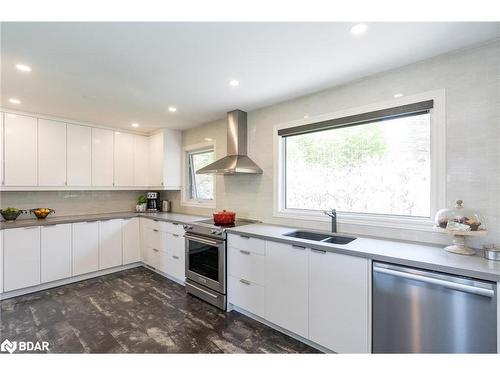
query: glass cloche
[{"left": 434, "top": 200, "right": 485, "bottom": 231}]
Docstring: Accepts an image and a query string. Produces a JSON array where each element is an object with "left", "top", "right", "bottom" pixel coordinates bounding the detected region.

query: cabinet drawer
[
  {"left": 144, "top": 226, "right": 168, "bottom": 251},
  {"left": 144, "top": 246, "right": 161, "bottom": 269},
  {"left": 227, "top": 234, "right": 265, "bottom": 255},
  {"left": 164, "top": 222, "right": 185, "bottom": 235},
  {"left": 228, "top": 275, "right": 265, "bottom": 317},
  {"left": 228, "top": 246, "right": 265, "bottom": 285}
]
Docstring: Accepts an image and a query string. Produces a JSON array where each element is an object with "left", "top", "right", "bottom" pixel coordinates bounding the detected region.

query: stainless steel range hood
[{"left": 196, "top": 110, "right": 263, "bottom": 175}]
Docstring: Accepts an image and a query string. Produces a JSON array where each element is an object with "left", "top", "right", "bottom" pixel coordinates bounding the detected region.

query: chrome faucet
[{"left": 324, "top": 208, "right": 337, "bottom": 233}]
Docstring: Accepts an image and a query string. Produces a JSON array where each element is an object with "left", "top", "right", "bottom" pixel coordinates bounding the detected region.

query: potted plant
[{"left": 136, "top": 195, "right": 147, "bottom": 212}]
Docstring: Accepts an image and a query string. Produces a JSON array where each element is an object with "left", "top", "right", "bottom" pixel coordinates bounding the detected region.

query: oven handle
[
  {"left": 186, "top": 281, "right": 219, "bottom": 299},
  {"left": 184, "top": 234, "right": 224, "bottom": 246}
]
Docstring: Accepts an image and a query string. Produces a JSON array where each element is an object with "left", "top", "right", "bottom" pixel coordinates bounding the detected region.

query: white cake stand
[{"left": 434, "top": 227, "right": 487, "bottom": 255}]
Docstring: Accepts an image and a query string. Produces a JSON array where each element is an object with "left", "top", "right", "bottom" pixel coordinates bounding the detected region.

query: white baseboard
[{"left": 0, "top": 263, "right": 143, "bottom": 300}]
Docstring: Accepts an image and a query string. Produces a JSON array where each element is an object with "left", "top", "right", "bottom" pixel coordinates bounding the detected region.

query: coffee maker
[{"left": 146, "top": 192, "right": 161, "bottom": 211}]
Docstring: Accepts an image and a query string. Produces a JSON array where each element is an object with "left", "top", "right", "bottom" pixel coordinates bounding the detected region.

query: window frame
[
  {"left": 181, "top": 141, "right": 216, "bottom": 208},
  {"left": 273, "top": 89, "right": 446, "bottom": 231}
]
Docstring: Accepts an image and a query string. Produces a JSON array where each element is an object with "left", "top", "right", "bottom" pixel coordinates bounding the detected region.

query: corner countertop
[
  {"left": 226, "top": 223, "right": 500, "bottom": 282},
  {"left": 0, "top": 211, "right": 208, "bottom": 230}
]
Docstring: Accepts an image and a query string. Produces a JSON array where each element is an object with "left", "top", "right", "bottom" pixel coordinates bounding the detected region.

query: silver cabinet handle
[
  {"left": 239, "top": 250, "right": 251, "bottom": 255},
  {"left": 373, "top": 266, "right": 495, "bottom": 298},
  {"left": 311, "top": 248, "right": 326, "bottom": 254},
  {"left": 24, "top": 226, "right": 38, "bottom": 230},
  {"left": 152, "top": 248, "right": 159, "bottom": 252},
  {"left": 172, "top": 255, "right": 179, "bottom": 259},
  {"left": 239, "top": 279, "right": 251, "bottom": 285},
  {"left": 292, "top": 244, "right": 306, "bottom": 250},
  {"left": 172, "top": 234, "right": 179, "bottom": 237},
  {"left": 152, "top": 229, "right": 159, "bottom": 232},
  {"left": 239, "top": 235, "right": 250, "bottom": 239}
]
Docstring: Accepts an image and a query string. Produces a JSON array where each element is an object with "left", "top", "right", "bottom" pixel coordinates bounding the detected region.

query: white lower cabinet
[
  {"left": 265, "top": 241, "right": 309, "bottom": 338},
  {"left": 72, "top": 222, "right": 99, "bottom": 276},
  {"left": 309, "top": 249, "right": 370, "bottom": 353},
  {"left": 228, "top": 275, "right": 265, "bottom": 317},
  {"left": 122, "top": 218, "right": 141, "bottom": 264},
  {"left": 41, "top": 224, "right": 72, "bottom": 283},
  {"left": 3, "top": 227, "right": 41, "bottom": 292},
  {"left": 99, "top": 219, "right": 123, "bottom": 270},
  {"left": 165, "top": 233, "right": 185, "bottom": 281},
  {"left": 0, "top": 230, "right": 3, "bottom": 292}
]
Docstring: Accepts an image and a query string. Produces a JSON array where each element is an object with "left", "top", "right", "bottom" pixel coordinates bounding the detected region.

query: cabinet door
[
  {"left": 41, "top": 224, "right": 72, "bottom": 283},
  {"left": 92, "top": 128, "right": 114, "bottom": 187},
  {"left": 265, "top": 241, "right": 308, "bottom": 338},
  {"left": 67, "top": 124, "right": 92, "bottom": 186},
  {"left": 4, "top": 113, "right": 38, "bottom": 186},
  {"left": 0, "top": 230, "right": 3, "bottom": 292},
  {"left": 72, "top": 222, "right": 99, "bottom": 275},
  {"left": 133, "top": 135, "right": 149, "bottom": 187},
  {"left": 38, "top": 119, "right": 67, "bottom": 186},
  {"left": 1, "top": 113, "right": 4, "bottom": 186},
  {"left": 148, "top": 132, "right": 163, "bottom": 187},
  {"left": 4, "top": 227, "right": 41, "bottom": 291},
  {"left": 114, "top": 132, "right": 134, "bottom": 186},
  {"left": 122, "top": 217, "right": 141, "bottom": 264},
  {"left": 99, "top": 219, "right": 123, "bottom": 269},
  {"left": 309, "top": 250, "right": 370, "bottom": 353},
  {"left": 165, "top": 232, "right": 185, "bottom": 281}
]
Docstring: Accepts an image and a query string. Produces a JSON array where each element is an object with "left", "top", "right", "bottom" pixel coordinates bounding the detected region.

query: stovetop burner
[{"left": 197, "top": 218, "right": 258, "bottom": 228}]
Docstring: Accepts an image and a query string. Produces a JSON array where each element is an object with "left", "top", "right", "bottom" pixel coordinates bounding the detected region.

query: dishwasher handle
[{"left": 373, "top": 265, "right": 495, "bottom": 298}]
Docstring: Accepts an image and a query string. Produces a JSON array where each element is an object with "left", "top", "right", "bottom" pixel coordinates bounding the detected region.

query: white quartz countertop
[
  {"left": 226, "top": 223, "right": 500, "bottom": 282},
  {"left": 0, "top": 211, "right": 208, "bottom": 229}
]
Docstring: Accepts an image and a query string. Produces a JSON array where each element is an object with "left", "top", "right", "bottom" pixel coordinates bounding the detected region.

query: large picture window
[
  {"left": 275, "top": 94, "right": 445, "bottom": 229},
  {"left": 284, "top": 113, "right": 430, "bottom": 217}
]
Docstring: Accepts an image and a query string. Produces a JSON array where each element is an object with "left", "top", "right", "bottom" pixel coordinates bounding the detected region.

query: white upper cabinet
[
  {"left": 133, "top": 135, "right": 149, "bottom": 187},
  {"left": 114, "top": 132, "right": 134, "bottom": 186},
  {"left": 67, "top": 124, "right": 92, "bottom": 186},
  {"left": 148, "top": 129, "right": 181, "bottom": 189},
  {"left": 92, "top": 128, "right": 114, "bottom": 187},
  {"left": 4, "top": 113, "right": 38, "bottom": 186},
  {"left": 309, "top": 250, "right": 370, "bottom": 353},
  {"left": 38, "top": 119, "right": 67, "bottom": 186},
  {"left": 265, "top": 241, "right": 309, "bottom": 338},
  {"left": 0, "top": 113, "right": 4, "bottom": 186}
]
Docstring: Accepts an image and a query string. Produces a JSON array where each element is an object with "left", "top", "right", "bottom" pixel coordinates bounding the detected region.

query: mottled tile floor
[{"left": 0, "top": 267, "right": 319, "bottom": 353}]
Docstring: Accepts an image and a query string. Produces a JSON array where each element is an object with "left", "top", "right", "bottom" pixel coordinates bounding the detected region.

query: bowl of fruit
[
  {"left": 0, "top": 207, "right": 27, "bottom": 221},
  {"left": 30, "top": 208, "right": 55, "bottom": 219}
]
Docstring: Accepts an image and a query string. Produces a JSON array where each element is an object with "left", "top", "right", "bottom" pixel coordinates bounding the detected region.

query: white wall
[{"left": 168, "top": 39, "right": 500, "bottom": 246}]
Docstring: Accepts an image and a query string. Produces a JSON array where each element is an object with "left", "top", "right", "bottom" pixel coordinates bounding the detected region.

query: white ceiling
[{"left": 1, "top": 22, "right": 499, "bottom": 133}]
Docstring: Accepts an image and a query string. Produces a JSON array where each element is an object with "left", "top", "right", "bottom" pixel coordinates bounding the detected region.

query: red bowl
[{"left": 213, "top": 210, "right": 235, "bottom": 225}]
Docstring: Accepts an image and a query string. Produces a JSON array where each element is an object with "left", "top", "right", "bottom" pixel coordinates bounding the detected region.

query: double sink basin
[{"left": 283, "top": 230, "right": 356, "bottom": 245}]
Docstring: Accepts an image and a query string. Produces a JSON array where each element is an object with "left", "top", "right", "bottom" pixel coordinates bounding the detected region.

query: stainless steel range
[{"left": 183, "top": 218, "right": 257, "bottom": 310}]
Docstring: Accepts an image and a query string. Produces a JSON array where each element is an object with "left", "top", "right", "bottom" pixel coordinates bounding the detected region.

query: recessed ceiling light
[
  {"left": 204, "top": 138, "right": 213, "bottom": 142},
  {"left": 229, "top": 79, "right": 240, "bottom": 87},
  {"left": 168, "top": 107, "right": 177, "bottom": 113},
  {"left": 9, "top": 98, "right": 21, "bottom": 105},
  {"left": 15, "top": 63, "right": 31, "bottom": 72},
  {"left": 394, "top": 93, "right": 404, "bottom": 98},
  {"left": 115, "top": 131, "right": 121, "bottom": 135},
  {"left": 350, "top": 23, "right": 368, "bottom": 36},
  {"left": 131, "top": 123, "right": 140, "bottom": 128}
]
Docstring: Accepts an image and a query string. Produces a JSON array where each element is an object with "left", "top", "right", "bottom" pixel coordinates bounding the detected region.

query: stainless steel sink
[
  {"left": 283, "top": 231, "right": 331, "bottom": 241},
  {"left": 283, "top": 230, "right": 356, "bottom": 245},
  {"left": 322, "top": 235, "right": 356, "bottom": 245}
]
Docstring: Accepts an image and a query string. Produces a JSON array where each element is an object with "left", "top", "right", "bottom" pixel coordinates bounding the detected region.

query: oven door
[{"left": 185, "top": 233, "right": 226, "bottom": 294}]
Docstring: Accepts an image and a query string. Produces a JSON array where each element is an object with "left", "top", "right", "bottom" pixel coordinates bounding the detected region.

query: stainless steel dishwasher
[{"left": 372, "top": 262, "right": 497, "bottom": 353}]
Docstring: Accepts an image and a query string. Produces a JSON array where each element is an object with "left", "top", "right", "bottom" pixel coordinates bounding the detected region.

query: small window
[{"left": 184, "top": 147, "right": 215, "bottom": 205}]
